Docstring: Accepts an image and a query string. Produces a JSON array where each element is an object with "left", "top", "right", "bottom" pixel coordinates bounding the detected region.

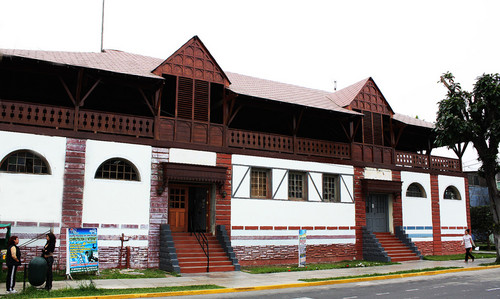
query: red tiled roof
[
  {"left": 0, "top": 49, "right": 164, "bottom": 79},
  {"left": 327, "top": 78, "right": 370, "bottom": 107},
  {"left": 393, "top": 113, "right": 434, "bottom": 128},
  {"left": 226, "top": 72, "right": 360, "bottom": 115},
  {"left": 0, "top": 48, "right": 433, "bottom": 127}
]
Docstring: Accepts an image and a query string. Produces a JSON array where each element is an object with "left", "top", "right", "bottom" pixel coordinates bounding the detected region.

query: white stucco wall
[
  {"left": 400, "top": 171, "right": 433, "bottom": 242},
  {"left": 439, "top": 175, "right": 467, "bottom": 241},
  {"left": 231, "top": 155, "right": 355, "bottom": 246},
  {"left": 82, "top": 140, "right": 152, "bottom": 226},
  {"left": 439, "top": 175, "right": 467, "bottom": 227},
  {"left": 0, "top": 130, "right": 66, "bottom": 223},
  {"left": 232, "top": 154, "right": 354, "bottom": 203},
  {"left": 169, "top": 148, "right": 216, "bottom": 166}
]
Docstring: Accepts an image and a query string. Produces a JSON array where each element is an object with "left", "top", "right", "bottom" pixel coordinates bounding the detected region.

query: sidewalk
[{"left": 1, "top": 258, "right": 499, "bottom": 297}]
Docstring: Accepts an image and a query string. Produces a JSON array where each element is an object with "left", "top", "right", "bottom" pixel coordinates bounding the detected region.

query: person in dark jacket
[
  {"left": 6, "top": 236, "right": 21, "bottom": 294},
  {"left": 42, "top": 232, "right": 56, "bottom": 290}
]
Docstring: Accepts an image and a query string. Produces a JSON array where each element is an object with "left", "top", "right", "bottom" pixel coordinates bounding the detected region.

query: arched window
[
  {"left": 95, "top": 158, "right": 140, "bottom": 181},
  {"left": 0, "top": 150, "right": 51, "bottom": 174},
  {"left": 406, "top": 183, "right": 426, "bottom": 198},
  {"left": 444, "top": 186, "right": 461, "bottom": 200}
]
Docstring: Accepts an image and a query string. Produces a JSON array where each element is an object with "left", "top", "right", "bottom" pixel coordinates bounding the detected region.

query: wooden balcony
[
  {"left": 0, "top": 100, "right": 462, "bottom": 174},
  {"left": 0, "top": 100, "right": 154, "bottom": 138}
]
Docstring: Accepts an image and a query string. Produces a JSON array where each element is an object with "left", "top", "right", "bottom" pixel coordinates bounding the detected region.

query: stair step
[
  {"left": 178, "top": 260, "right": 234, "bottom": 267},
  {"left": 373, "top": 233, "right": 420, "bottom": 261},
  {"left": 181, "top": 265, "right": 235, "bottom": 273}
]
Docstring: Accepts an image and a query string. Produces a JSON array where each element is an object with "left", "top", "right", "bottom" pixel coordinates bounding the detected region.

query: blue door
[{"left": 366, "top": 194, "right": 388, "bottom": 232}]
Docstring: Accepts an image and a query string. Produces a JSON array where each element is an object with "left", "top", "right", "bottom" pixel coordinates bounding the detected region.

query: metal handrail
[
  {"left": 193, "top": 230, "right": 210, "bottom": 272},
  {"left": 19, "top": 230, "right": 51, "bottom": 247}
]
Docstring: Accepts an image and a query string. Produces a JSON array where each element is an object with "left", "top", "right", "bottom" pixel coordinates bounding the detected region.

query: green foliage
[
  {"left": 299, "top": 267, "right": 461, "bottom": 282},
  {"left": 471, "top": 206, "right": 497, "bottom": 249},
  {"left": 435, "top": 72, "right": 500, "bottom": 176},
  {"left": 4, "top": 284, "right": 223, "bottom": 298},
  {"left": 242, "top": 260, "right": 395, "bottom": 274},
  {"left": 423, "top": 253, "right": 496, "bottom": 261}
]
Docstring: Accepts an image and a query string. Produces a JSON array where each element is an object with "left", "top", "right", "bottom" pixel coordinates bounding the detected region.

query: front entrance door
[
  {"left": 168, "top": 186, "right": 189, "bottom": 232},
  {"left": 168, "top": 185, "right": 210, "bottom": 233},
  {"left": 366, "top": 194, "right": 388, "bottom": 232},
  {"left": 188, "top": 187, "right": 209, "bottom": 232}
]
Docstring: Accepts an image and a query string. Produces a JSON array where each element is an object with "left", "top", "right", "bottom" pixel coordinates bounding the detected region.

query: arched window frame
[
  {"left": 0, "top": 150, "right": 51, "bottom": 175},
  {"left": 443, "top": 186, "right": 461, "bottom": 200},
  {"left": 94, "top": 158, "right": 140, "bottom": 181},
  {"left": 406, "top": 183, "right": 427, "bottom": 198}
]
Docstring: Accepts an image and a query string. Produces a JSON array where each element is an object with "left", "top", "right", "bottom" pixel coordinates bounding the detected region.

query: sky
[{"left": 1, "top": 0, "right": 499, "bottom": 170}]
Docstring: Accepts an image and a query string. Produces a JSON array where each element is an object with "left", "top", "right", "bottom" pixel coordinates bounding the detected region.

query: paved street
[{"left": 162, "top": 267, "right": 500, "bottom": 298}]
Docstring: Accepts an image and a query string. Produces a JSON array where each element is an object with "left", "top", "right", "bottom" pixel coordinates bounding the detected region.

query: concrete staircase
[
  {"left": 172, "top": 232, "right": 236, "bottom": 273},
  {"left": 374, "top": 232, "right": 421, "bottom": 262}
]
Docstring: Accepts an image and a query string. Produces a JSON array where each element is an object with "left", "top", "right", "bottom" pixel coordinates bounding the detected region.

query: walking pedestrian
[{"left": 461, "top": 229, "right": 475, "bottom": 262}]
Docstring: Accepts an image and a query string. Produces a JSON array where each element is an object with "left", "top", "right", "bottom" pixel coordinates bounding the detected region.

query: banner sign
[
  {"left": 66, "top": 228, "right": 99, "bottom": 274},
  {"left": 298, "top": 229, "right": 306, "bottom": 267}
]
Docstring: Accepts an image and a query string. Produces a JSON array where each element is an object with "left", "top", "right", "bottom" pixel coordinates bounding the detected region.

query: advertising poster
[
  {"left": 66, "top": 228, "right": 99, "bottom": 274},
  {"left": 298, "top": 229, "right": 306, "bottom": 267}
]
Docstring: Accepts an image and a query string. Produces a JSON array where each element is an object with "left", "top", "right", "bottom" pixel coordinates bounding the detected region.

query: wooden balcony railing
[
  {"left": 396, "top": 152, "right": 461, "bottom": 172},
  {"left": 0, "top": 100, "right": 462, "bottom": 173},
  {"left": 0, "top": 100, "right": 153, "bottom": 138},
  {"left": 227, "top": 129, "right": 349, "bottom": 159},
  {"left": 228, "top": 129, "right": 294, "bottom": 153},
  {"left": 0, "top": 100, "right": 75, "bottom": 129},
  {"left": 78, "top": 110, "right": 153, "bottom": 137}
]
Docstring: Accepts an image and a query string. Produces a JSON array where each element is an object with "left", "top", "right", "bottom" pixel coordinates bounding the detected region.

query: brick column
[
  {"left": 354, "top": 166, "right": 365, "bottom": 260},
  {"left": 59, "top": 138, "right": 86, "bottom": 269},
  {"left": 216, "top": 154, "right": 232, "bottom": 232},
  {"left": 392, "top": 170, "right": 403, "bottom": 227},
  {"left": 464, "top": 176, "right": 471, "bottom": 229},
  {"left": 147, "top": 147, "right": 169, "bottom": 268},
  {"left": 431, "top": 174, "right": 442, "bottom": 255}
]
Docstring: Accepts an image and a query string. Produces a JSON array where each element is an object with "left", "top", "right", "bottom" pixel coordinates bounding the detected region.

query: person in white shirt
[{"left": 461, "top": 229, "right": 475, "bottom": 262}]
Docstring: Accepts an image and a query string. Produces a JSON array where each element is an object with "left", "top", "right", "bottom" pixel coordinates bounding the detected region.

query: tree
[
  {"left": 471, "top": 206, "right": 496, "bottom": 250},
  {"left": 435, "top": 72, "right": 500, "bottom": 262}
]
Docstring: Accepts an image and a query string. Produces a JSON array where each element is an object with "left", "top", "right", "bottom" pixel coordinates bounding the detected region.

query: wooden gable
[
  {"left": 153, "top": 36, "right": 230, "bottom": 87},
  {"left": 350, "top": 78, "right": 394, "bottom": 115}
]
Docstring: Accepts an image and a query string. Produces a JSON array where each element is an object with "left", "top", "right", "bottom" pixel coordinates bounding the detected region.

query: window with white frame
[
  {"left": 288, "top": 171, "right": 307, "bottom": 201},
  {"left": 323, "top": 174, "right": 339, "bottom": 202}
]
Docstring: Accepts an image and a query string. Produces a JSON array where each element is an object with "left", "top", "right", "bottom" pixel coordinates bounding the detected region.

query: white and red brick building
[{"left": 0, "top": 36, "right": 469, "bottom": 271}]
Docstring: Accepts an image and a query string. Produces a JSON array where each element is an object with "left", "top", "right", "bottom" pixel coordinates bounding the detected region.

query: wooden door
[{"left": 168, "top": 186, "right": 189, "bottom": 232}]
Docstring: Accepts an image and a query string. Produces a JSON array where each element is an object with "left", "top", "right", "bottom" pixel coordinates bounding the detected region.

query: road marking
[
  {"left": 376, "top": 292, "right": 390, "bottom": 295},
  {"left": 487, "top": 287, "right": 500, "bottom": 292},
  {"left": 343, "top": 297, "right": 358, "bottom": 299},
  {"left": 406, "top": 289, "right": 419, "bottom": 292}
]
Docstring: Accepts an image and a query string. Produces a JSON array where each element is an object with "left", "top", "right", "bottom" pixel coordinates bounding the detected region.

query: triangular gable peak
[
  {"left": 348, "top": 78, "right": 394, "bottom": 116},
  {"left": 153, "top": 36, "right": 230, "bottom": 87}
]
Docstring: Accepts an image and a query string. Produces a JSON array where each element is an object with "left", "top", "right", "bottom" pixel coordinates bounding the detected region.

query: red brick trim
[
  {"left": 230, "top": 226, "right": 356, "bottom": 231},
  {"left": 60, "top": 138, "right": 86, "bottom": 270},
  {"left": 431, "top": 174, "right": 442, "bottom": 255}
]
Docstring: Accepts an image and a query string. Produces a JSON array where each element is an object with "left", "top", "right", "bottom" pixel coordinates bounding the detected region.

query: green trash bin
[{"left": 28, "top": 257, "right": 48, "bottom": 286}]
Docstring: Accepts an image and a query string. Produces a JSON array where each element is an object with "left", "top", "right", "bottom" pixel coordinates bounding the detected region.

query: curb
[{"left": 39, "top": 264, "right": 500, "bottom": 299}]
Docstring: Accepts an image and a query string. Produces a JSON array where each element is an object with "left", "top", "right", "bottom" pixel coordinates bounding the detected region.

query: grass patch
[
  {"left": 0, "top": 268, "right": 177, "bottom": 283},
  {"left": 242, "top": 260, "right": 396, "bottom": 274},
  {"left": 299, "top": 266, "right": 461, "bottom": 282},
  {"left": 423, "top": 253, "right": 497, "bottom": 261},
  {"left": 4, "top": 284, "right": 223, "bottom": 298}
]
